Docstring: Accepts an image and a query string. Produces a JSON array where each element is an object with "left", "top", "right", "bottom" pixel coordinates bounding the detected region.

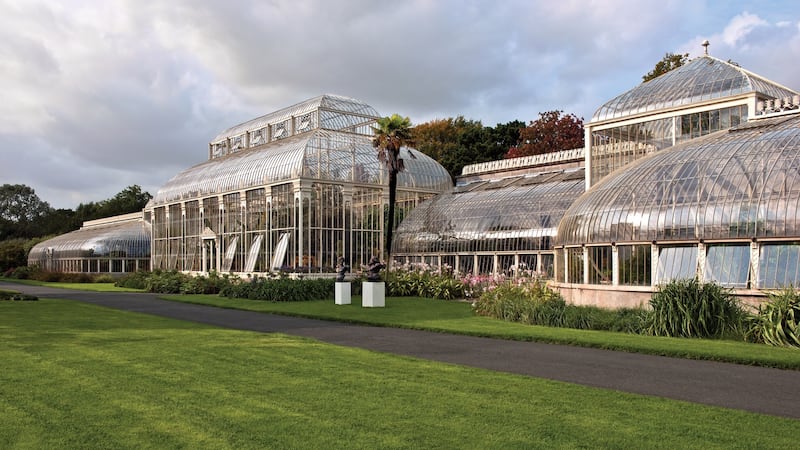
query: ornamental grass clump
[
  {"left": 748, "top": 288, "right": 800, "bottom": 348},
  {"left": 386, "top": 263, "right": 466, "bottom": 300},
  {"left": 645, "top": 278, "right": 746, "bottom": 339}
]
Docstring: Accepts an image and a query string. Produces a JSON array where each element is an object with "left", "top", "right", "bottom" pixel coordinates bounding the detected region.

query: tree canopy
[
  {"left": 412, "top": 117, "right": 525, "bottom": 180},
  {"left": 643, "top": 52, "right": 689, "bottom": 82},
  {"left": 504, "top": 111, "right": 584, "bottom": 159},
  {"left": 0, "top": 184, "right": 53, "bottom": 240},
  {"left": 0, "top": 184, "right": 152, "bottom": 241}
]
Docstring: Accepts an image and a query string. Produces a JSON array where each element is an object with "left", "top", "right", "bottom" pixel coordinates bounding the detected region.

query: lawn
[
  {"left": 3, "top": 278, "right": 800, "bottom": 369},
  {"left": 163, "top": 294, "right": 800, "bottom": 370},
  {"left": 1, "top": 299, "right": 796, "bottom": 449},
  {"left": 0, "top": 278, "right": 143, "bottom": 292}
]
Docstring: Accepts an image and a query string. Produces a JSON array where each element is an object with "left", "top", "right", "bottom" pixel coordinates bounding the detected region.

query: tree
[
  {"left": 505, "top": 111, "right": 584, "bottom": 158},
  {"left": 0, "top": 184, "right": 53, "bottom": 240},
  {"left": 373, "top": 114, "right": 414, "bottom": 267},
  {"left": 100, "top": 185, "right": 153, "bottom": 217},
  {"left": 643, "top": 52, "right": 689, "bottom": 82},
  {"left": 412, "top": 118, "right": 525, "bottom": 180},
  {"left": 72, "top": 185, "right": 153, "bottom": 228}
]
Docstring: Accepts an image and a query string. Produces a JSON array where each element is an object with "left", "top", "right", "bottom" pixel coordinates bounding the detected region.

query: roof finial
[{"left": 702, "top": 40, "right": 710, "bottom": 55}]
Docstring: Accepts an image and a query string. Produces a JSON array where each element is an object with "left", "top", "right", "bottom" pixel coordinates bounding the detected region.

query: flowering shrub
[
  {"left": 473, "top": 279, "right": 566, "bottom": 326},
  {"left": 460, "top": 268, "right": 546, "bottom": 299}
]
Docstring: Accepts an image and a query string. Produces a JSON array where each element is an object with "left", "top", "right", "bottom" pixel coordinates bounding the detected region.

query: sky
[{"left": 2, "top": 0, "right": 800, "bottom": 210}]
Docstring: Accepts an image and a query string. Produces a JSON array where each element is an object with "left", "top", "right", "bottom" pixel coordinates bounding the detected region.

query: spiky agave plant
[{"left": 750, "top": 288, "right": 800, "bottom": 347}]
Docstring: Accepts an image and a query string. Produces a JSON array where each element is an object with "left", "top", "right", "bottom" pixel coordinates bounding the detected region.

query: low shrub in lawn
[
  {"left": 114, "top": 271, "right": 151, "bottom": 290},
  {"left": 473, "top": 280, "right": 567, "bottom": 327},
  {"left": 0, "top": 290, "right": 38, "bottom": 301},
  {"left": 747, "top": 288, "right": 800, "bottom": 348},
  {"left": 219, "top": 276, "right": 334, "bottom": 302},
  {"left": 115, "top": 270, "right": 230, "bottom": 294},
  {"left": 474, "top": 280, "right": 648, "bottom": 333}
]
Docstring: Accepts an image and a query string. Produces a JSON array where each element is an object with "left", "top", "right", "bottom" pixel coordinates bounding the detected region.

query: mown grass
[
  {"left": 0, "top": 278, "right": 143, "bottom": 292},
  {"left": 162, "top": 294, "right": 800, "bottom": 370},
  {"left": 1, "top": 299, "right": 797, "bottom": 449},
  {"left": 4, "top": 277, "right": 800, "bottom": 369}
]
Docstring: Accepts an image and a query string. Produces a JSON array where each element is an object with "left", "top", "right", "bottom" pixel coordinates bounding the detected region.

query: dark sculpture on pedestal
[
  {"left": 335, "top": 257, "right": 349, "bottom": 282},
  {"left": 366, "top": 256, "right": 385, "bottom": 282}
]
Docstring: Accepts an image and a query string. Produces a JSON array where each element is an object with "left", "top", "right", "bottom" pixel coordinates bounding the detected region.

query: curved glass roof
[
  {"left": 557, "top": 113, "right": 800, "bottom": 245},
  {"left": 28, "top": 219, "right": 150, "bottom": 261},
  {"left": 592, "top": 56, "right": 798, "bottom": 123},
  {"left": 152, "top": 129, "right": 452, "bottom": 206},
  {"left": 393, "top": 169, "right": 585, "bottom": 253},
  {"left": 211, "top": 94, "right": 379, "bottom": 144}
]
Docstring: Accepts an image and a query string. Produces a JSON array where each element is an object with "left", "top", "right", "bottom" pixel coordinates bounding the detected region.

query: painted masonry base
[
  {"left": 362, "top": 281, "right": 385, "bottom": 307},
  {"left": 335, "top": 282, "right": 351, "bottom": 305}
]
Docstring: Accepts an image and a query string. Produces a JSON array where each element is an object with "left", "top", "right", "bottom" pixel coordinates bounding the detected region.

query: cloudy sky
[{"left": 2, "top": 0, "right": 800, "bottom": 209}]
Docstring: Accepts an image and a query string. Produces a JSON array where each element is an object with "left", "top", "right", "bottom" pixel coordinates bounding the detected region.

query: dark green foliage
[
  {"left": 473, "top": 280, "right": 567, "bottom": 327},
  {"left": 115, "top": 270, "right": 227, "bottom": 295},
  {"left": 0, "top": 290, "right": 38, "bottom": 301},
  {"left": 747, "top": 288, "right": 800, "bottom": 348},
  {"left": 220, "top": 276, "right": 334, "bottom": 302},
  {"left": 0, "top": 238, "right": 31, "bottom": 272},
  {"left": 387, "top": 267, "right": 465, "bottom": 300},
  {"left": 474, "top": 280, "right": 648, "bottom": 332},
  {"left": 0, "top": 184, "right": 53, "bottom": 240},
  {"left": 412, "top": 117, "right": 525, "bottom": 181},
  {"left": 113, "top": 270, "right": 151, "bottom": 290},
  {"left": 3, "top": 266, "right": 111, "bottom": 283},
  {"left": 115, "top": 270, "right": 333, "bottom": 301},
  {"left": 645, "top": 279, "right": 746, "bottom": 339},
  {"left": 643, "top": 52, "right": 689, "bottom": 82},
  {"left": 0, "top": 184, "right": 153, "bottom": 241}
]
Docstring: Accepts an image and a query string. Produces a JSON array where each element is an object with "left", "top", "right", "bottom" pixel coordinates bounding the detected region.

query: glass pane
[
  {"left": 759, "top": 243, "right": 800, "bottom": 289},
  {"left": 704, "top": 244, "right": 750, "bottom": 288},
  {"left": 657, "top": 246, "right": 697, "bottom": 282}
]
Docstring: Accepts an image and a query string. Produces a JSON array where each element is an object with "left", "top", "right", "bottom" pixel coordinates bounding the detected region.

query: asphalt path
[{"left": 3, "top": 282, "right": 799, "bottom": 420}]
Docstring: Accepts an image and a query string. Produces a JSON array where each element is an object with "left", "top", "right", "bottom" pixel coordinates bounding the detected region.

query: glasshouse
[
  {"left": 146, "top": 94, "right": 452, "bottom": 274},
  {"left": 27, "top": 213, "right": 151, "bottom": 274},
  {"left": 26, "top": 49, "right": 800, "bottom": 306},
  {"left": 552, "top": 54, "right": 800, "bottom": 307},
  {"left": 392, "top": 148, "right": 585, "bottom": 277}
]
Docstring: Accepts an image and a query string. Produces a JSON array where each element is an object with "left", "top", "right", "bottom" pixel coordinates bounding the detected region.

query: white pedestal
[
  {"left": 362, "top": 281, "right": 385, "bottom": 308},
  {"left": 335, "top": 282, "right": 351, "bottom": 305}
]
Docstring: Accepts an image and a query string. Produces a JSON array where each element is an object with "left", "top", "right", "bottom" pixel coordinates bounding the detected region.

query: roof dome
[
  {"left": 592, "top": 56, "right": 798, "bottom": 123},
  {"left": 557, "top": 113, "right": 800, "bottom": 245}
]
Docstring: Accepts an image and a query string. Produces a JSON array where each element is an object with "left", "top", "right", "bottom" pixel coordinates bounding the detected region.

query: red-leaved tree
[{"left": 505, "top": 111, "right": 584, "bottom": 158}]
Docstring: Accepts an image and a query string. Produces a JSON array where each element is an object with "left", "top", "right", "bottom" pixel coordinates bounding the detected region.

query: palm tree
[{"left": 372, "top": 114, "right": 414, "bottom": 269}]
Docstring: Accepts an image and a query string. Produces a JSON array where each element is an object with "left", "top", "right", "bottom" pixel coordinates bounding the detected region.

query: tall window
[
  {"left": 567, "top": 247, "right": 583, "bottom": 283},
  {"left": 588, "top": 246, "right": 612, "bottom": 284},
  {"left": 618, "top": 245, "right": 651, "bottom": 286}
]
